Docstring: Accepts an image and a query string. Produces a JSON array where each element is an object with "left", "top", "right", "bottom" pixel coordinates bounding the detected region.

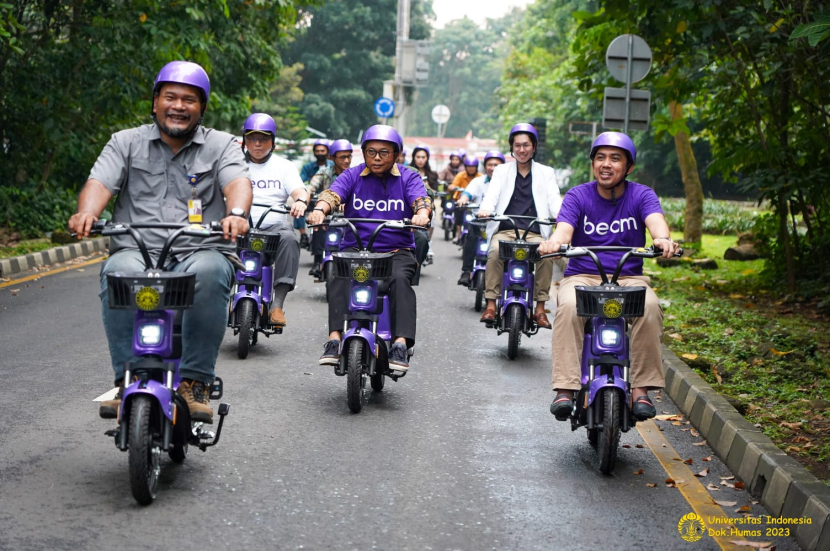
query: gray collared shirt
[{"left": 89, "top": 123, "right": 248, "bottom": 261}]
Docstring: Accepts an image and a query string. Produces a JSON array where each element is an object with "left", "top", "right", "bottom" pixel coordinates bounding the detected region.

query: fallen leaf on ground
[
  {"left": 729, "top": 293, "right": 746, "bottom": 299},
  {"left": 646, "top": 483, "right": 657, "bottom": 488},
  {"left": 76, "top": 268, "right": 85, "bottom": 272},
  {"left": 722, "top": 480, "right": 736, "bottom": 488},
  {"left": 682, "top": 353, "right": 698, "bottom": 360},
  {"left": 633, "top": 469, "right": 643, "bottom": 475},
  {"left": 672, "top": 421, "right": 682, "bottom": 426},
  {"left": 693, "top": 440, "right": 707, "bottom": 446},
  {"left": 622, "top": 444, "right": 631, "bottom": 448},
  {"left": 695, "top": 468, "right": 710, "bottom": 477},
  {"left": 734, "top": 481, "right": 746, "bottom": 490},
  {"left": 780, "top": 421, "right": 802, "bottom": 431},
  {"left": 720, "top": 475, "right": 735, "bottom": 480},
  {"left": 683, "top": 458, "right": 694, "bottom": 465},
  {"left": 655, "top": 414, "right": 683, "bottom": 421},
  {"left": 735, "top": 505, "right": 751, "bottom": 513},
  {"left": 724, "top": 328, "right": 735, "bottom": 336},
  {"left": 669, "top": 333, "right": 683, "bottom": 341},
  {"left": 665, "top": 478, "right": 676, "bottom": 487},
  {"left": 770, "top": 348, "right": 792, "bottom": 356},
  {"left": 702, "top": 455, "right": 712, "bottom": 461},
  {"left": 713, "top": 499, "right": 737, "bottom": 506},
  {"left": 635, "top": 444, "right": 645, "bottom": 448},
  {"left": 707, "top": 483, "right": 721, "bottom": 491},
  {"left": 690, "top": 429, "right": 700, "bottom": 437}
]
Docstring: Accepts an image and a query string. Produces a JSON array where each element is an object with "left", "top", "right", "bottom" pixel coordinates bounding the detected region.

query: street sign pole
[
  {"left": 623, "top": 35, "right": 634, "bottom": 134},
  {"left": 604, "top": 34, "right": 653, "bottom": 133},
  {"left": 431, "top": 104, "right": 450, "bottom": 170}
]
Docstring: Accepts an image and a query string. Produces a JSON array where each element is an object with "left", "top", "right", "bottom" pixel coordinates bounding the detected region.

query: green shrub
[
  {"left": 0, "top": 184, "right": 77, "bottom": 239},
  {"left": 661, "top": 198, "right": 761, "bottom": 235}
]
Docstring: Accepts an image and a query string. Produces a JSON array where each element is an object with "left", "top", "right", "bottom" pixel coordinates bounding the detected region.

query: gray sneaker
[
  {"left": 319, "top": 340, "right": 341, "bottom": 366},
  {"left": 388, "top": 343, "right": 409, "bottom": 373}
]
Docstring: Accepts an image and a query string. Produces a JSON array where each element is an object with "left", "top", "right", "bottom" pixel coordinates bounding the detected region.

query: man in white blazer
[{"left": 477, "top": 123, "right": 562, "bottom": 328}]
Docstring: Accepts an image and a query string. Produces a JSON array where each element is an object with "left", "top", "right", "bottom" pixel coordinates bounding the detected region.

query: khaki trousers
[
  {"left": 484, "top": 230, "right": 553, "bottom": 302},
  {"left": 551, "top": 275, "right": 665, "bottom": 391}
]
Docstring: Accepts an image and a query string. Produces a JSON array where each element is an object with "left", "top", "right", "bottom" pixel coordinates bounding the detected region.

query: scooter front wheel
[
  {"left": 346, "top": 340, "right": 366, "bottom": 413},
  {"left": 236, "top": 299, "right": 256, "bottom": 359},
  {"left": 597, "top": 388, "right": 622, "bottom": 474},
  {"left": 128, "top": 395, "right": 160, "bottom": 505},
  {"left": 506, "top": 303, "right": 524, "bottom": 360},
  {"left": 473, "top": 271, "right": 485, "bottom": 312}
]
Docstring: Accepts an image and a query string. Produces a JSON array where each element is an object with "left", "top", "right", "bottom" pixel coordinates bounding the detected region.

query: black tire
[
  {"left": 473, "top": 271, "right": 485, "bottom": 312},
  {"left": 168, "top": 394, "right": 190, "bottom": 463},
  {"left": 346, "top": 340, "right": 365, "bottom": 413},
  {"left": 237, "top": 299, "right": 256, "bottom": 359},
  {"left": 506, "top": 303, "right": 524, "bottom": 360},
  {"left": 444, "top": 225, "right": 451, "bottom": 241},
  {"left": 128, "top": 395, "right": 160, "bottom": 506},
  {"left": 324, "top": 262, "right": 334, "bottom": 303},
  {"left": 597, "top": 388, "right": 622, "bottom": 475}
]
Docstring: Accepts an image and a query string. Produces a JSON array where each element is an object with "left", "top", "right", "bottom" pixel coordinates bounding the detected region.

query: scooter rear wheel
[
  {"left": 128, "top": 395, "right": 160, "bottom": 505},
  {"left": 237, "top": 299, "right": 256, "bottom": 359},
  {"left": 506, "top": 303, "right": 524, "bottom": 360},
  {"left": 597, "top": 388, "right": 622, "bottom": 474},
  {"left": 473, "top": 271, "right": 485, "bottom": 312},
  {"left": 346, "top": 340, "right": 366, "bottom": 413}
]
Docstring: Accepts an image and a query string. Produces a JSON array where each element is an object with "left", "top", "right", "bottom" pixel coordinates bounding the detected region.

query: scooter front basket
[
  {"left": 332, "top": 252, "right": 394, "bottom": 281},
  {"left": 498, "top": 240, "right": 540, "bottom": 262},
  {"left": 575, "top": 286, "right": 646, "bottom": 318},
  {"left": 107, "top": 272, "right": 196, "bottom": 310},
  {"left": 236, "top": 230, "right": 281, "bottom": 255}
]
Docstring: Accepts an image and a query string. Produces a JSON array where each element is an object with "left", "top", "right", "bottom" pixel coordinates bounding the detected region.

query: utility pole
[{"left": 391, "top": 0, "right": 410, "bottom": 137}]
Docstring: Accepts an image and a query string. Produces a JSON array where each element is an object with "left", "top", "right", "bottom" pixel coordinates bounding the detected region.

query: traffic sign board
[
  {"left": 374, "top": 97, "right": 396, "bottom": 118},
  {"left": 606, "top": 34, "right": 652, "bottom": 84},
  {"left": 602, "top": 87, "right": 651, "bottom": 131},
  {"left": 431, "top": 104, "right": 450, "bottom": 124}
]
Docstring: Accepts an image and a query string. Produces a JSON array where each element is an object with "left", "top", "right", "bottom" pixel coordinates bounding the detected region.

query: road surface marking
[{"left": 0, "top": 255, "right": 106, "bottom": 289}]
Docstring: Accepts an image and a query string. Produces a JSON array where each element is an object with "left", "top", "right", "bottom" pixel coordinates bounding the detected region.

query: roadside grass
[
  {"left": 650, "top": 233, "right": 830, "bottom": 483},
  {"left": 0, "top": 238, "right": 54, "bottom": 260}
]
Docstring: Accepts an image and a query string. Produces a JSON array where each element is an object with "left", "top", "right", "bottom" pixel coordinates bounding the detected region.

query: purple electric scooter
[
  {"left": 229, "top": 203, "right": 290, "bottom": 358},
  {"left": 540, "top": 244, "right": 682, "bottom": 474},
  {"left": 312, "top": 217, "right": 421, "bottom": 413},
  {"left": 89, "top": 220, "right": 229, "bottom": 505},
  {"left": 479, "top": 214, "right": 556, "bottom": 359}
]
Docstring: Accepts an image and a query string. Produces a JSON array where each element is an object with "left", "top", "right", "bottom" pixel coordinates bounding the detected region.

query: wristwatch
[{"left": 229, "top": 207, "right": 247, "bottom": 219}]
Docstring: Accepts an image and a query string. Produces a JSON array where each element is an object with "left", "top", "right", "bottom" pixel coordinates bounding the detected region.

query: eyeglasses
[
  {"left": 335, "top": 154, "right": 352, "bottom": 161},
  {"left": 364, "top": 148, "right": 392, "bottom": 159},
  {"left": 513, "top": 143, "right": 534, "bottom": 150},
  {"left": 246, "top": 135, "right": 271, "bottom": 145}
]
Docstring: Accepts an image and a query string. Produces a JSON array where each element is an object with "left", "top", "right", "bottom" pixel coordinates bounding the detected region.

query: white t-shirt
[
  {"left": 464, "top": 175, "right": 490, "bottom": 204},
  {"left": 248, "top": 154, "right": 305, "bottom": 228}
]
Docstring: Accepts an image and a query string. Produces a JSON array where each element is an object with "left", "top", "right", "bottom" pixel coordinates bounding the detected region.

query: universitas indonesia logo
[{"left": 678, "top": 512, "right": 706, "bottom": 542}]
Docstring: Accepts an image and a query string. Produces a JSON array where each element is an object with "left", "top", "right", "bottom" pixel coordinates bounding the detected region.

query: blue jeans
[
  {"left": 293, "top": 217, "right": 306, "bottom": 230},
  {"left": 99, "top": 249, "right": 234, "bottom": 385}
]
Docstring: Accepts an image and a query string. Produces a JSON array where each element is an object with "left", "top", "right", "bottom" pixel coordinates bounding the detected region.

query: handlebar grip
[
  {"left": 210, "top": 221, "right": 223, "bottom": 231},
  {"left": 675, "top": 248, "right": 684, "bottom": 257}
]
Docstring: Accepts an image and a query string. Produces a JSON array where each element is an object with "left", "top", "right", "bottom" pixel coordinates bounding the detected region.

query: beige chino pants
[
  {"left": 484, "top": 230, "right": 554, "bottom": 302},
  {"left": 551, "top": 274, "right": 665, "bottom": 391}
]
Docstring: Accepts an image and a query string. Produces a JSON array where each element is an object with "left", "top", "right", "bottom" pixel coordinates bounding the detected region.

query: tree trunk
[{"left": 669, "top": 101, "right": 704, "bottom": 247}]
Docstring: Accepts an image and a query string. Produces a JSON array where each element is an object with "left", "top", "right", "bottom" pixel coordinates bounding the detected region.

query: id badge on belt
[{"left": 187, "top": 174, "right": 202, "bottom": 223}]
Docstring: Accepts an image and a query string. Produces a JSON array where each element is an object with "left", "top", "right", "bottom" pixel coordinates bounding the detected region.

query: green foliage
[
  {"left": 0, "top": 184, "right": 77, "bottom": 238},
  {"left": 791, "top": 13, "right": 830, "bottom": 46},
  {"left": 406, "top": 15, "right": 512, "bottom": 139},
  {"left": 285, "top": 0, "right": 433, "bottom": 141},
  {"left": 0, "top": 0, "right": 315, "bottom": 196},
  {"left": 661, "top": 198, "right": 761, "bottom": 235}
]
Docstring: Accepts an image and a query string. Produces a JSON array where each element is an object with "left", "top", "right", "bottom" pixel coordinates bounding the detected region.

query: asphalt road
[{"left": 0, "top": 237, "right": 800, "bottom": 551}]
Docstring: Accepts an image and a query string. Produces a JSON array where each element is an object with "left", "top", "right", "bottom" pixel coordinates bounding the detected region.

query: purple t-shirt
[
  {"left": 557, "top": 181, "right": 663, "bottom": 277},
  {"left": 329, "top": 163, "right": 427, "bottom": 252}
]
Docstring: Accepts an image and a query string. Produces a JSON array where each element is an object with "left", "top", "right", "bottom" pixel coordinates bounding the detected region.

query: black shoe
[
  {"left": 457, "top": 271, "right": 471, "bottom": 286},
  {"left": 99, "top": 382, "right": 123, "bottom": 419},
  {"left": 318, "top": 340, "right": 341, "bottom": 366},
  {"left": 550, "top": 394, "right": 574, "bottom": 421},
  {"left": 632, "top": 395, "right": 657, "bottom": 420},
  {"left": 388, "top": 343, "right": 409, "bottom": 373},
  {"left": 300, "top": 234, "right": 310, "bottom": 249}
]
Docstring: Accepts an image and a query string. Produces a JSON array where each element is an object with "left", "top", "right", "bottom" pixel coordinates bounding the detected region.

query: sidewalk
[{"left": 0, "top": 237, "right": 109, "bottom": 278}]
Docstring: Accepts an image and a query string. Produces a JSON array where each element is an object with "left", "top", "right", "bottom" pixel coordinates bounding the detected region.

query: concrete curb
[
  {"left": 0, "top": 238, "right": 109, "bottom": 278},
  {"left": 662, "top": 345, "right": 830, "bottom": 551}
]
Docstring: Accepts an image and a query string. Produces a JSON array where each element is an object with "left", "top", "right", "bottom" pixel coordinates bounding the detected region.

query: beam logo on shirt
[
  {"left": 252, "top": 179, "right": 282, "bottom": 189},
  {"left": 583, "top": 215, "right": 638, "bottom": 236},
  {"left": 352, "top": 196, "right": 405, "bottom": 213}
]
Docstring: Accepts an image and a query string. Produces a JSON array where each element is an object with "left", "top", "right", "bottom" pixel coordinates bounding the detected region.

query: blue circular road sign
[{"left": 374, "top": 97, "right": 396, "bottom": 118}]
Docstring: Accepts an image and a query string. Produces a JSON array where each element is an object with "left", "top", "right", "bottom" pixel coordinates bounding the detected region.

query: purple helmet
[
  {"left": 449, "top": 149, "right": 462, "bottom": 160},
  {"left": 590, "top": 132, "right": 636, "bottom": 163},
  {"left": 483, "top": 150, "right": 506, "bottom": 164},
  {"left": 361, "top": 125, "right": 403, "bottom": 153},
  {"left": 411, "top": 145, "right": 431, "bottom": 159},
  {"left": 153, "top": 61, "right": 211, "bottom": 111},
  {"left": 508, "top": 123, "right": 538, "bottom": 146},
  {"left": 328, "top": 139, "right": 353, "bottom": 156},
  {"left": 463, "top": 155, "right": 479, "bottom": 168},
  {"left": 458, "top": 148, "right": 467, "bottom": 160},
  {"left": 313, "top": 139, "right": 330, "bottom": 151},
  {"left": 243, "top": 113, "right": 276, "bottom": 135}
]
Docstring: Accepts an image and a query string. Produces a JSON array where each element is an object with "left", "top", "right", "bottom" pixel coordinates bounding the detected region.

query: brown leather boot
[
  {"left": 177, "top": 379, "right": 213, "bottom": 424},
  {"left": 269, "top": 307, "right": 287, "bottom": 327},
  {"left": 99, "top": 381, "right": 123, "bottom": 419}
]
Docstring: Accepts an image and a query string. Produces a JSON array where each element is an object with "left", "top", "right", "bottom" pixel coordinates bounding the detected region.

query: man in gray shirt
[{"left": 68, "top": 61, "right": 252, "bottom": 423}]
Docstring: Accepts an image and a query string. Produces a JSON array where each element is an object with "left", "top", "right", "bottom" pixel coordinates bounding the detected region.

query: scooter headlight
[
  {"left": 327, "top": 232, "right": 339, "bottom": 243},
  {"left": 244, "top": 259, "right": 258, "bottom": 273},
  {"left": 511, "top": 266, "right": 525, "bottom": 280},
  {"left": 478, "top": 242, "right": 488, "bottom": 253},
  {"left": 465, "top": 213, "right": 473, "bottom": 222},
  {"left": 139, "top": 323, "right": 162, "bottom": 345},
  {"left": 445, "top": 201, "right": 453, "bottom": 210},
  {"left": 353, "top": 287, "right": 373, "bottom": 305},
  {"left": 601, "top": 328, "right": 621, "bottom": 346}
]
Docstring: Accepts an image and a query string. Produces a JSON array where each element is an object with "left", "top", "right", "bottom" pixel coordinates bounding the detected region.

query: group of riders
[{"left": 68, "top": 61, "right": 681, "bottom": 426}]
